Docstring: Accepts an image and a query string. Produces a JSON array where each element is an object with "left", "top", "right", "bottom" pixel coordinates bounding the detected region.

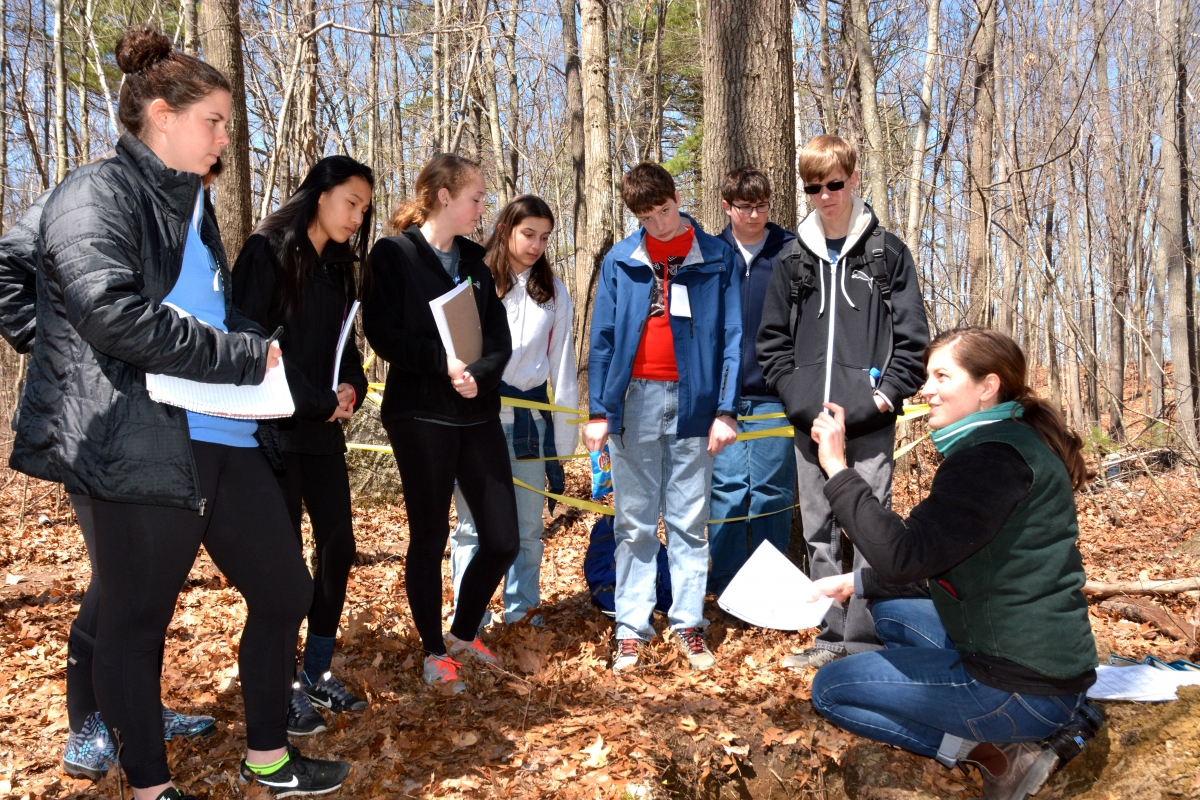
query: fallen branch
[
  {"left": 1099, "top": 595, "right": 1196, "bottom": 642},
  {"left": 1084, "top": 578, "right": 1200, "bottom": 598}
]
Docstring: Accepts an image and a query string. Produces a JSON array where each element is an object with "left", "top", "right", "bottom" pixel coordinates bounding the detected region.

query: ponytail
[
  {"left": 925, "top": 327, "right": 1093, "bottom": 490},
  {"left": 389, "top": 153, "right": 482, "bottom": 233}
]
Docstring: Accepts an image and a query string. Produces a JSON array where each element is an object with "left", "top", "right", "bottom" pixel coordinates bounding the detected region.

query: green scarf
[{"left": 930, "top": 400, "right": 1024, "bottom": 456}]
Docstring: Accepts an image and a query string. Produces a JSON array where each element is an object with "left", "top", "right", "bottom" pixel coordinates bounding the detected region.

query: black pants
[
  {"left": 279, "top": 452, "right": 357, "bottom": 638},
  {"left": 66, "top": 494, "right": 101, "bottom": 732},
  {"left": 385, "top": 418, "right": 520, "bottom": 654},
  {"left": 91, "top": 441, "right": 312, "bottom": 788}
]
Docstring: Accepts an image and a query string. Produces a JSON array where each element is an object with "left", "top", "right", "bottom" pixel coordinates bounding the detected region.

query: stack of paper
[
  {"left": 1087, "top": 664, "right": 1200, "bottom": 702},
  {"left": 146, "top": 364, "right": 295, "bottom": 419},
  {"left": 718, "top": 541, "right": 834, "bottom": 630},
  {"left": 430, "top": 280, "right": 482, "bottom": 363}
]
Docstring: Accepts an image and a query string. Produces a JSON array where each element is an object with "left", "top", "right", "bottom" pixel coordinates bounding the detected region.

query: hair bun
[{"left": 115, "top": 25, "right": 172, "bottom": 75}]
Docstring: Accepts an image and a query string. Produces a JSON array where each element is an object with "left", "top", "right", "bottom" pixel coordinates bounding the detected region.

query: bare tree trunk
[
  {"left": 297, "top": 0, "right": 319, "bottom": 176},
  {"left": 903, "top": 0, "right": 940, "bottom": 251},
  {"left": 76, "top": 47, "right": 88, "bottom": 163},
  {"left": 1151, "top": 229, "right": 1167, "bottom": 418},
  {"left": 848, "top": 0, "right": 889, "bottom": 227},
  {"left": 1157, "top": 0, "right": 1198, "bottom": 448},
  {"left": 701, "top": 0, "right": 796, "bottom": 231},
  {"left": 1093, "top": 0, "right": 1127, "bottom": 440},
  {"left": 649, "top": 0, "right": 665, "bottom": 162},
  {"left": 184, "top": 0, "right": 199, "bottom": 55},
  {"left": 579, "top": 0, "right": 614, "bottom": 389},
  {"left": 201, "top": 0, "right": 254, "bottom": 256},
  {"left": 965, "top": 0, "right": 998, "bottom": 326},
  {"left": 479, "top": 7, "right": 510, "bottom": 205},
  {"left": 441, "top": 0, "right": 453, "bottom": 152},
  {"left": 818, "top": 0, "right": 836, "bottom": 134},
  {"left": 505, "top": 0, "right": 520, "bottom": 195},
  {"left": 1043, "top": 201, "right": 1061, "bottom": 410},
  {"left": 52, "top": 0, "right": 68, "bottom": 183},
  {"left": 1, "top": 0, "right": 8, "bottom": 233},
  {"left": 561, "top": 0, "right": 587, "bottom": 358},
  {"left": 433, "top": 0, "right": 443, "bottom": 153},
  {"left": 367, "top": 0, "right": 379, "bottom": 168}
]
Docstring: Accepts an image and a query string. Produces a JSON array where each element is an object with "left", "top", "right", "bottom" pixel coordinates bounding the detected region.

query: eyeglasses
[
  {"left": 803, "top": 180, "right": 846, "bottom": 195},
  {"left": 731, "top": 201, "right": 770, "bottom": 215}
]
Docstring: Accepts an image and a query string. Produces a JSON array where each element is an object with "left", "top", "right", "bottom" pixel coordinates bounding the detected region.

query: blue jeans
[
  {"left": 707, "top": 399, "right": 796, "bottom": 594},
  {"left": 451, "top": 421, "right": 547, "bottom": 625},
  {"left": 811, "top": 599, "right": 1087, "bottom": 765},
  {"left": 608, "top": 379, "right": 713, "bottom": 640}
]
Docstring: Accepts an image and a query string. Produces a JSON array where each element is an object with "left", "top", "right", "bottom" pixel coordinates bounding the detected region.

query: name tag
[{"left": 670, "top": 283, "right": 692, "bottom": 318}]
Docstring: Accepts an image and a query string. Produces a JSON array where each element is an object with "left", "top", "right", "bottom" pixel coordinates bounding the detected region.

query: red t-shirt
[{"left": 631, "top": 228, "right": 694, "bottom": 381}]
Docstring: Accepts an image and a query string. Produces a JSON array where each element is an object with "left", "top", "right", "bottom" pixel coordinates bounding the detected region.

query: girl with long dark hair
[
  {"left": 449, "top": 195, "right": 577, "bottom": 629},
  {"left": 806, "top": 327, "right": 1100, "bottom": 800},
  {"left": 233, "top": 155, "right": 373, "bottom": 735},
  {"left": 362, "top": 154, "right": 519, "bottom": 692},
  {"left": 10, "top": 25, "right": 348, "bottom": 799}
]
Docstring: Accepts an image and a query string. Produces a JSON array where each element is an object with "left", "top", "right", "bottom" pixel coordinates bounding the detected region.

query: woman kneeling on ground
[{"left": 806, "top": 326, "right": 1101, "bottom": 800}]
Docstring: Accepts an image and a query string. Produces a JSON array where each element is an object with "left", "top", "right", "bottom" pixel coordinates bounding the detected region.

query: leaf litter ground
[{"left": 0, "top": 413, "right": 1197, "bottom": 799}]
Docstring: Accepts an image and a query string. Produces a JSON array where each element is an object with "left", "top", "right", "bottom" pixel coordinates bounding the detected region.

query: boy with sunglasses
[
  {"left": 757, "top": 135, "right": 929, "bottom": 669},
  {"left": 706, "top": 167, "right": 798, "bottom": 595}
]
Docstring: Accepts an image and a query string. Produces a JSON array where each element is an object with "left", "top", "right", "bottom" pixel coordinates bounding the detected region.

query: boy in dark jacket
[
  {"left": 585, "top": 162, "right": 741, "bottom": 673},
  {"left": 707, "top": 168, "right": 797, "bottom": 594},
  {"left": 757, "top": 135, "right": 930, "bottom": 668}
]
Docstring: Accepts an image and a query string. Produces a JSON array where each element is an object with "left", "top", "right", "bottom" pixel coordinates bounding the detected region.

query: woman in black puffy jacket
[{"left": 11, "top": 25, "right": 346, "bottom": 800}]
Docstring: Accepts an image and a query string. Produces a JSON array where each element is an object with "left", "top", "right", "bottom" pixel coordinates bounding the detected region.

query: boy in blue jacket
[
  {"left": 707, "top": 167, "right": 798, "bottom": 594},
  {"left": 584, "top": 162, "right": 741, "bottom": 673}
]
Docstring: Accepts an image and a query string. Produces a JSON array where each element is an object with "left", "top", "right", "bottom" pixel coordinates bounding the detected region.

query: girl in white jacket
[{"left": 451, "top": 195, "right": 579, "bottom": 627}]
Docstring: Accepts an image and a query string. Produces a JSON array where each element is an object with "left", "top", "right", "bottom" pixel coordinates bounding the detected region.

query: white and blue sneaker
[{"left": 62, "top": 712, "right": 117, "bottom": 781}]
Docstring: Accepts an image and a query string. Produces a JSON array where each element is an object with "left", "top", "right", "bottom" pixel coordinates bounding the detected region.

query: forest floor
[{"left": 1, "top": 386, "right": 1199, "bottom": 799}]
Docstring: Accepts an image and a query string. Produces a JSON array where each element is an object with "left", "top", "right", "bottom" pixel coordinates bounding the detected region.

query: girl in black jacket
[
  {"left": 362, "top": 154, "right": 519, "bottom": 692},
  {"left": 12, "top": 26, "right": 347, "bottom": 800},
  {"left": 233, "top": 156, "right": 373, "bottom": 733}
]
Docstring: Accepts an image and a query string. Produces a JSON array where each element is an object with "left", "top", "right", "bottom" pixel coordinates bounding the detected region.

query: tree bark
[
  {"left": 561, "top": 0, "right": 587, "bottom": 359},
  {"left": 818, "top": 0, "right": 836, "bottom": 134},
  {"left": 297, "top": 0, "right": 319, "bottom": 176},
  {"left": 479, "top": 7, "right": 510, "bottom": 205},
  {"left": 367, "top": 0, "right": 379, "bottom": 169},
  {"left": 505, "top": 0, "right": 520, "bottom": 195},
  {"left": 965, "top": 0, "right": 998, "bottom": 326},
  {"left": 1157, "top": 0, "right": 1198, "bottom": 448},
  {"left": 201, "top": 0, "right": 254, "bottom": 256},
  {"left": 848, "top": 0, "right": 889, "bottom": 228},
  {"left": 700, "top": 0, "right": 796, "bottom": 232},
  {"left": 184, "top": 0, "right": 199, "bottom": 55},
  {"left": 578, "top": 0, "right": 614, "bottom": 390},
  {"left": 1093, "top": 0, "right": 1127, "bottom": 441},
  {"left": 1, "top": 0, "right": 8, "bottom": 234},
  {"left": 52, "top": 0, "right": 68, "bottom": 183},
  {"left": 903, "top": 0, "right": 940, "bottom": 253}
]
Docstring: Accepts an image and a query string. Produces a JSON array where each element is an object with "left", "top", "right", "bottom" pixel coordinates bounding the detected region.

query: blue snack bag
[{"left": 590, "top": 444, "right": 613, "bottom": 500}]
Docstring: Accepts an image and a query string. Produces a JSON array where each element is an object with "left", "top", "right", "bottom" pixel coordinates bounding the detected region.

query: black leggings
[
  {"left": 66, "top": 494, "right": 101, "bottom": 732},
  {"left": 91, "top": 441, "right": 312, "bottom": 788},
  {"left": 279, "top": 452, "right": 357, "bottom": 638},
  {"left": 385, "top": 418, "right": 519, "bottom": 655}
]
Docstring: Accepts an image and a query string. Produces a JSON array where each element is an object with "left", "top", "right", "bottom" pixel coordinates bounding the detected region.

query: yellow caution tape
[
  {"left": 512, "top": 478, "right": 615, "bottom": 515},
  {"left": 892, "top": 431, "right": 931, "bottom": 460},
  {"left": 708, "top": 503, "right": 799, "bottom": 524},
  {"left": 363, "top": 351, "right": 376, "bottom": 372},
  {"left": 737, "top": 426, "right": 794, "bottom": 441},
  {"left": 347, "top": 442, "right": 394, "bottom": 454}
]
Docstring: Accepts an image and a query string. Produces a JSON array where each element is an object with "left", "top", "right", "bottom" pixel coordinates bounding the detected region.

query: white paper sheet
[
  {"left": 332, "top": 300, "right": 361, "bottom": 390},
  {"left": 718, "top": 541, "right": 834, "bottom": 630},
  {"left": 1087, "top": 664, "right": 1200, "bottom": 702}
]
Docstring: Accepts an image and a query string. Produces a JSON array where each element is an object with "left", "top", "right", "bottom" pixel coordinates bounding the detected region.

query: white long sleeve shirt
[{"left": 498, "top": 270, "right": 580, "bottom": 458}]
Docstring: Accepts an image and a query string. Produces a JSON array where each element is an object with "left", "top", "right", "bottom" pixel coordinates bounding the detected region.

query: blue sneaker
[
  {"left": 62, "top": 712, "right": 117, "bottom": 781},
  {"left": 161, "top": 705, "right": 216, "bottom": 740}
]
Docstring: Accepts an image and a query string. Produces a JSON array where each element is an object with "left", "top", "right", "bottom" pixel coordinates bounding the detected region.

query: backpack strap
[
  {"left": 781, "top": 240, "right": 816, "bottom": 331},
  {"left": 865, "top": 227, "right": 892, "bottom": 316}
]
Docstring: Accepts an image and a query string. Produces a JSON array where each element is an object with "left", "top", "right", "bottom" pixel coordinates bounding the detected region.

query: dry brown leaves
[{"left": 0, "top": 394, "right": 1197, "bottom": 799}]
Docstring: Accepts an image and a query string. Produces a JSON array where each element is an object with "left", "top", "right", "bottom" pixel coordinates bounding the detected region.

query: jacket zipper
[
  {"left": 822, "top": 257, "right": 839, "bottom": 406},
  {"left": 173, "top": 206, "right": 209, "bottom": 515}
]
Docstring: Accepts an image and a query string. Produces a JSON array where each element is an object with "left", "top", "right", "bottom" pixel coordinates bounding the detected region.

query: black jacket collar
[{"left": 115, "top": 133, "right": 202, "bottom": 224}]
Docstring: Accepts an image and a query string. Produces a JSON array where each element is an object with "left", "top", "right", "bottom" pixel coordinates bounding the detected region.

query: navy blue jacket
[
  {"left": 719, "top": 222, "right": 795, "bottom": 402},
  {"left": 588, "top": 214, "right": 741, "bottom": 439}
]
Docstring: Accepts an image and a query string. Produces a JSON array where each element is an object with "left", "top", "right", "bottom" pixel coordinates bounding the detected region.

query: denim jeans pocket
[{"left": 967, "top": 694, "right": 1073, "bottom": 743}]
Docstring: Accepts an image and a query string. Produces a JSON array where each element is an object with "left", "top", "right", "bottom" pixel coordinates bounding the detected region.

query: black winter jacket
[
  {"left": 362, "top": 227, "right": 511, "bottom": 426},
  {"left": 0, "top": 190, "right": 50, "bottom": 355},
  {"left": 757, "top": 198, "right": 929, "bottom": 437},
  {"left": 232, "top": 232, "right": 368, "bottom": 455},
  {"left": 10, "top": 134, "right": 271, "bottom": 510}
]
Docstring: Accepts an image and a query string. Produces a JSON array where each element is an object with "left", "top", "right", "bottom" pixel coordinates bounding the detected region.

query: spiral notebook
[{"left": 145, "top": 304, "right": 296, "bottom": 419}]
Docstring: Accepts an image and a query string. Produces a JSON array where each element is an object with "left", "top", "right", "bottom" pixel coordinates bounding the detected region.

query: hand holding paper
[{"left": 718, "top": 541, "right": 835, "bottom": 631}]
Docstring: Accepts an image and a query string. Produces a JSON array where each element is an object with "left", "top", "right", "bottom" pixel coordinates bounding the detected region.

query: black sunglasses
[{"left": 803, "top": 180, "right": 846, "bottom": 195}]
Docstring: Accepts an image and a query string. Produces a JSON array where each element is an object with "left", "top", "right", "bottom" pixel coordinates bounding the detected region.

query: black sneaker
[
  {"left": 303, "top": 672, "right": 367, "bottom": 713},
  {"left": 154, "top": 788, "right": 201, "bottom": 800},
  {"left": 287, "top": 682, "right": 327, "bottom": 736},
  {"left": 239, "top": 744, "right": 350, "bottom": 797}
]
